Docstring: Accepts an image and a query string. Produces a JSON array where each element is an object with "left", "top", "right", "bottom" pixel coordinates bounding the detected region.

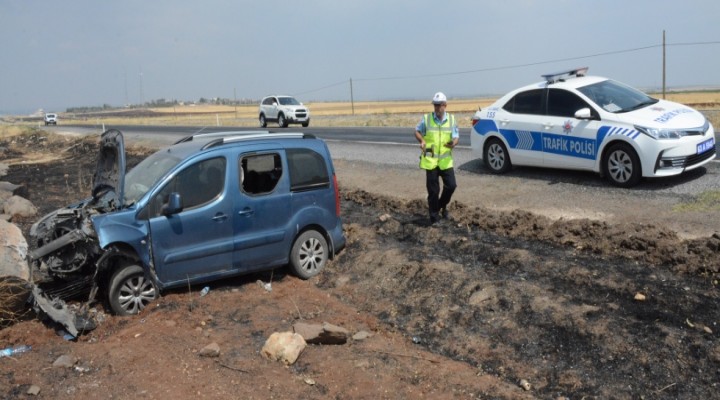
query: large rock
[
  {"left": 0, "top": 217, "right": 32, "bottom": 322},
  {"left": 3, "top": 195, "right": 37, "bottom": 219},
  {"left": 293, "top": 322, "right": 350, "bottom": 345},
  {"left": 0, "top": 188, "right": 11, "bottom": 203},
  {"left": 0, "top": 181, "right": 28, "bottom": 198},
  {"left": 0, "top": 219, "right": 29, "bottom": 280},
  {"left": 0, "top": 163, "right": 7, "bottom": 178},
  {"left": 261, "top": 332, "right": 306, "bottom": 365}
]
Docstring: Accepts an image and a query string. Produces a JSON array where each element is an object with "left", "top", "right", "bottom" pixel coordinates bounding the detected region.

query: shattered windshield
[
  {"left": 577, "top": 79, "right": 658, "bottom": 113},
  {"left": 124, "top": 150, "right": 183, "bottom": 206}
]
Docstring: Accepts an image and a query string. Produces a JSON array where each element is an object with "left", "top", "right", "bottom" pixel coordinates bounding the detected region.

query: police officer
[{"left": 414, "top": 92, "right": 459, "bottom": 225}]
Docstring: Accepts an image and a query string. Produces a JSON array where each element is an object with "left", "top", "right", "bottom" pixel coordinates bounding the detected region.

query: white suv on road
[
  {"left": 44, "top": 113, "right": 58, "bottom": 125},
  {"left": 259, "top": 95, "right": 310, "bottom": 128},
  {"left": 471, "top": 67, "right": 716, "bottom": 187}
]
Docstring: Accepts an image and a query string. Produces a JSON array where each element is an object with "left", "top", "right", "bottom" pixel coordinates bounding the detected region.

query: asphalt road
[
  {"left": 56, "top": 124, "right": 471, "bottom": 146},
  {"left": 52, "top": 124, "right": 719, "bottom": 196}
]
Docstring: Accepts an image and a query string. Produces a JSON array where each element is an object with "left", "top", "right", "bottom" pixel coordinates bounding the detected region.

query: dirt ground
[{"left": 1, "top": 131, "right": 719, "bottom": 399}]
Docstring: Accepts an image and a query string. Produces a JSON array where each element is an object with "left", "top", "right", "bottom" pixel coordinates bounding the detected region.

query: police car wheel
[
  {"left": 484, "top": 138, "right": 511, "bottom": 173},
  {"left": 604, "top": 142, "right": 641, "bottom": 188}
]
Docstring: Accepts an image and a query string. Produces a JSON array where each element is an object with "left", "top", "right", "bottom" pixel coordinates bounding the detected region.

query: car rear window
[
  {"left": 287, "top": 148, "right": 329, "bottom": 192},
  {"left": 503, "top": 89, "right": 545, "bottom": 115}
]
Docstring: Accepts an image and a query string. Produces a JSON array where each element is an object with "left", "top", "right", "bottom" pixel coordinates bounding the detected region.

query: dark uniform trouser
[{"left": 426, "top": 167, "right": 457, "bottom": 220}]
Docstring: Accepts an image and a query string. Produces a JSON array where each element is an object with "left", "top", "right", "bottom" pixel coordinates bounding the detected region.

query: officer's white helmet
[{"left": 432, "top": 92, "right": 447, "bottom": 104}]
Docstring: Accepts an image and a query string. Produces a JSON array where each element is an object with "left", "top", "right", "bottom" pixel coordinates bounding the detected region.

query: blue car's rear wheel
[{"left": 290, "top": 230, "right": 328, "bottom": 279}]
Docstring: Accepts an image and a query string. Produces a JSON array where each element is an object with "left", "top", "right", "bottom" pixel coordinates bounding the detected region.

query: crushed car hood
[{"left": 92, "top": 129, "right": 126, "bottom": 208}]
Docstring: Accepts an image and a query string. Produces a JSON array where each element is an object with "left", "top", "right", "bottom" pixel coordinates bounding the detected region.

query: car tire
[
  {"left": 302, "top": 120, "right": 309, "bottom": 128},
  {"left": 278, "top": 113, "right": 288, "bottom": 128},
  {"left": 289, "top": 230, "right": 328, "bottom": 279},
  {"left": 603, "top": 142, "right": 641, "bottom": 187},
  {"left": 259, "top": 114, "right": 267, "bottom": 128},
  {"left": 483, "top": 138, "right": 511, "bottom": 173},
  {"left": 108, "top": 263, "right": 158, "bottom": 316}
]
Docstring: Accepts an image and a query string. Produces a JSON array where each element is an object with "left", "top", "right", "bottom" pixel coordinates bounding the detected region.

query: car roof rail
[
  {"left": 201, "top": 132, "right": 315, "bottom": 150},
  {"left": 174, "top": 130, "right": 271, "bottom": 145},
  {"left": 541, "top": 67, "right": 589, "bottom": 84}
]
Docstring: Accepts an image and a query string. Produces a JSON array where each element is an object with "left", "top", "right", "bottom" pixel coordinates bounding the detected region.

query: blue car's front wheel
[{"left": 108, "top": 263, "right": 158, "bottom": 316}]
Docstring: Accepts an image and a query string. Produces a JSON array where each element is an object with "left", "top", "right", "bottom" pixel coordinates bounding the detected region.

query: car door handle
[
  {"left": 238, "top": 209, "right": 254, "bottom": 217},
  {"left": 543, "top": 123, "right": 554, "bottom": 130},
  {"left": 212, "top": 213, "right": 228, "bottom": 222},
  {"left": 499, "top": 119, "right": 510, "bottom": 125}
]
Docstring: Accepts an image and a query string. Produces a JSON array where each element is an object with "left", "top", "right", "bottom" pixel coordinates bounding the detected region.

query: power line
[
  {"left": 293, "top": 79, "right": 348, "bottom": 96},
  {"left": 356, "top": 45, "right": 660, "bottom": 81},
  {"left": 295, "top": 40, "right": 720, "bottom": 96}
]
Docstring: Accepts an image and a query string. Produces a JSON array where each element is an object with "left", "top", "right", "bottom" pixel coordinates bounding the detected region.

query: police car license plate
[{"left": 697, "top": 138, "right": 714, "bottom": 154}]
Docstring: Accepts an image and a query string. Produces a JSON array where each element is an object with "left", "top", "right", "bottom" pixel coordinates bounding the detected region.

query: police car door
[
  {"left": 541, "top": 88, "right": 600, "bottom": 170},
  {"left": 496, "top": 88, "right": 545, "bottom": 166}
]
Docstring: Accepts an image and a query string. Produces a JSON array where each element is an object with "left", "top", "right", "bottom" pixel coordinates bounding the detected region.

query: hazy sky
[{"left": 1, "top": 0, "right": 719, "bottom": 114}]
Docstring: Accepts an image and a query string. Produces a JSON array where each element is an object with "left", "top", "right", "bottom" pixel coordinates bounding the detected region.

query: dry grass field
[
  {"left": 4, "top": 92, "right": 720, "bottom": 129},
  {"left": 46, "top": 98, "right": 496, "bottom": 129}
]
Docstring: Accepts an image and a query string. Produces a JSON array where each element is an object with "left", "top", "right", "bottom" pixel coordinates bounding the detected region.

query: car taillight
[
  {"left": 333, "top": 174, "right": 341, "bottom": 216},
  {"left": 471, "top": 117, "right": 480, "bottom": 127}
]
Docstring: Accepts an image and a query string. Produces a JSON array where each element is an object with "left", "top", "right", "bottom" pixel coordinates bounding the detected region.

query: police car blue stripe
[
  {"left": 516, "top": 131, "right": 534, "bottom": 150},
  {"left": 473, "top": 119, "right": 498, "bottom": 136},
  {"left": 604, "top": 126, "right": 640, "bottom": 140}
]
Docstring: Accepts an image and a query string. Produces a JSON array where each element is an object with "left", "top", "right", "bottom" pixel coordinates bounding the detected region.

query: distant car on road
[
  {"left": 471, "top": 67, "right": 716, "bottom": 187},
  {"left": 44, "top": 113, "right": 57, "bottom": 125},
  {"left": 259, "top": 95, "right": 310, "bottom": 128}
]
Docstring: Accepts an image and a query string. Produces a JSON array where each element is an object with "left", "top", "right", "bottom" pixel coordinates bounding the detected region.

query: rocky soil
[{"left": 1, "top": 130, "right": 719, "bottom": 399}]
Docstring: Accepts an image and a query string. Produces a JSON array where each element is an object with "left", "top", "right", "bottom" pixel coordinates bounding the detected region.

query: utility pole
[
  {"left": 350, "top": 78, "right": 355, "bottom": 115},
  {"left": 139, "top": 68, "right": 145, "bottom": 107},
  {"left": 662, "top": 30, "right": 666, "bottom": 99},
  {"left": 124, "top": 68, "right": 128, "bottom": 106}
]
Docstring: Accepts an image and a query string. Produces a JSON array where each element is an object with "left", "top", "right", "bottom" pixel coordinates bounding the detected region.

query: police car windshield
[
  {"left": 124, "top": 150, "right": 183, "bottom": 206},
  {"left": 577, "top": 79, "right": 658, "bottom": 114}
]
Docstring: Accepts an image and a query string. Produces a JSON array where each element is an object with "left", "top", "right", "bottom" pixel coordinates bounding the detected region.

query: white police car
[{"left": 471, "top": 67, "right": 716, "bottom": 187}]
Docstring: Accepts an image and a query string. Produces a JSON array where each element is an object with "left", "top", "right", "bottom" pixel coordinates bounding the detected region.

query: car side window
[
  {"left": 240, "top": 153, "right": 282, "bottom": 195},
  {"left": 287, "top": 148, "right": 329, "bottom": 192},
  {"left": 148, "top": 157, "right": 226, "bottom": 217},
  {"left": 547, "top": 89, "right": 593, "bottom": 118},
  {"left": 502, "top": 89, "right": 545, "bottom": 115}
]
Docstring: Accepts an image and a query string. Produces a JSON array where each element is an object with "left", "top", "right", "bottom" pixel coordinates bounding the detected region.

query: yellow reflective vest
[{"left": 419, "top": 112, "right": 455, "bottom": 170}]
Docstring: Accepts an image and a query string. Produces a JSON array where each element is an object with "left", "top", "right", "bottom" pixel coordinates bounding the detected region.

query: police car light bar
[{"left": 541, "top": 67, "right": 589, "bottom": 83}]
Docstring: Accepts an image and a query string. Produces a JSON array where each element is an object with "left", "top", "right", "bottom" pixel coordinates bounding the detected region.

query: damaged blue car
[{"left": 29, "top": 129, "right": 345, "bottom": 331}]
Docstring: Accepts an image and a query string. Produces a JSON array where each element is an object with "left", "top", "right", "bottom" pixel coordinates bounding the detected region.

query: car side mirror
[
  {"left": 161, "top": 192, "right": 183, "bottom": 216},
  {"left": 272, "top": 102, "right": 277, "bottom": 106},
  {"left": 574, "top": 108, "right": 594, "bottom": 120}
]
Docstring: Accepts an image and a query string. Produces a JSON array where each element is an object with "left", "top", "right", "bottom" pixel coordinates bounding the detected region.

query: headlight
[
  {"left": 635, "top": 125, "right": 684, "bottom": 139},
  {"left": 635, "top": 120, "right": 709, "bottom": 140}
]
